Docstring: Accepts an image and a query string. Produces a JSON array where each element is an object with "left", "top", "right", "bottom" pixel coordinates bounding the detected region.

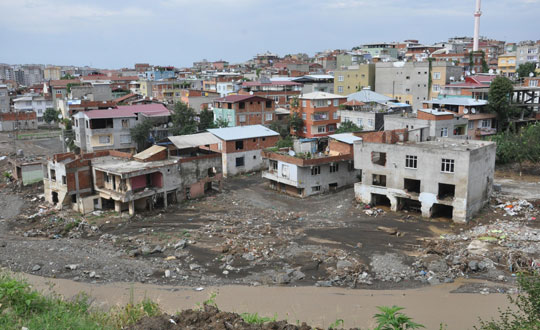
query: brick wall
[{"left": 222, "top": 135, "right": 279, "bottom": 153}]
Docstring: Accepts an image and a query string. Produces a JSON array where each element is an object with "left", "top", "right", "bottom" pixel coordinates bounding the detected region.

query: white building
[
  {"left": 353, "top": 131, "right": 496, "bottom": 223},
  {"left": 13, "top": 94, "right": 53, "bottom": 123}
]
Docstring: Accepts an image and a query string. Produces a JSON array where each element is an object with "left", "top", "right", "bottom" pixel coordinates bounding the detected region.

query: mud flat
[{"left": 21, "top": 273, "right": 511, "bottom": 329}]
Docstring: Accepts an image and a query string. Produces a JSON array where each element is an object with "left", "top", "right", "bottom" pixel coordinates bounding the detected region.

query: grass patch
[
  {"left": 0, "top": 272, "right": 160, "bottom": 330},
  {"left": 241, "top": 312, "right": 277, "bottom": 325}
]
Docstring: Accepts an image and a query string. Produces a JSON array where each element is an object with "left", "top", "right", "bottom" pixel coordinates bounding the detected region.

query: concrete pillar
[
  {"left": 421, "top": 202, "right": 433, "bottom": 219},
  {"left": 388, "top": 195, "right": 398, "bottom": 212},
  {"left": 114, "top": 200, "right": 122, "bottom": 213},
  {"left": 128, "top": 200, "right": 135, "bottom": 216},
  {"left": 163, "top": 192, "right": 168, "bottom": 208}
]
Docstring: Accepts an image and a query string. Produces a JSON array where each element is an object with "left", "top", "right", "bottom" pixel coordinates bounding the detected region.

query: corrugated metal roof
[
  {"left": 329, "top": 133, "right": 362, "bottom": 144},
  {"left": 168, "top": 132, "right": 221, "bottom": 149},
  {"left": 207, "top": 124, "right": 279, "bottom": 141},
  {"left": 133, "top": 145, "right": 166, "bottom": 161},
  {"left": 347, "top": 89, "right": 393, "bottom": 103}
]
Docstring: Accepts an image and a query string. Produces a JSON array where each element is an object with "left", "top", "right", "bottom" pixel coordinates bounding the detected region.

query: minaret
[{"left": 473, "top": 0, "right": 482, "bottom": 52}]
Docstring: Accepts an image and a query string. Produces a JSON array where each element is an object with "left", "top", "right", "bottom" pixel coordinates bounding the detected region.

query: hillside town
[{"left": 1, "top": 0, "right": 540, "bottom": 328}]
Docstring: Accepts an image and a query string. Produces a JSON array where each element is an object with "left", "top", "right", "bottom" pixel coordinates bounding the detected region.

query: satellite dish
[
  {"left": 530, "top": 72, "right": 535, "bottom": 77},
  {"left": 465, "top": 71, "right": 470, "bottom": 76},
  {"left": 471, "top": 70, "right": 476, "bottom": 75},
  {"left": 460, "top": 75, "right": 465, "bottom": 81},
  {"left": 496, "top": 69, "right": 501, "bottom": 74},
  {"left": 57, "top": 114, "right": 63, "bottom": 119},
  {"left": 168, "top": 122, "right": 173, "bottom": 127},
  {"left": 249, "top": 91, "right": 254, "bottom": 95},
  {"left": 471, "top": 108, "right": 476, "bottom": 114},
  {"left": 489, "top": 69, "right": 494, "bottom": 74},
  {"left": 463, "top": 108, "right": 469, "bottom": 114}
]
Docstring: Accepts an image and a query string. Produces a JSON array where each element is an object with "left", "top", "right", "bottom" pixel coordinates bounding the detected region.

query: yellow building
[
  {"left": 44, "top": 66, "right": 61, "bottom": 81},
  {"left": 498, "top": 53, "right": 517, "bottom": 77},
  {"left": 334, "top": 64, "right": 375, "bottom": 96}
]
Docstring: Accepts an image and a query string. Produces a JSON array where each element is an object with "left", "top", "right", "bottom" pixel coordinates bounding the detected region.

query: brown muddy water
[{"left": 20, "top": 273, "right": 512, "bottom": 329}]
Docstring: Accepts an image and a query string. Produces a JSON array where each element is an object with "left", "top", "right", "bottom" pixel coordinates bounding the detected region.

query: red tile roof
[
  {"left": 84, "top": 104, "right": 170, "bottom": 119},
  {"left": 113, "top": 93, "right": 138, "bottom": 103},
  {"left": 49, "top": 79, "right": 80, "bottom": 88}
]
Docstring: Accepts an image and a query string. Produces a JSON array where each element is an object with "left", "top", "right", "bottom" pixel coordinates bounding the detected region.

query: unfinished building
[{"left": 353, "top": 131, "right": 496, "bottom": 223}]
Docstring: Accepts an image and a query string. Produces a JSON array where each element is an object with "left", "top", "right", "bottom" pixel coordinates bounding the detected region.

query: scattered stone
[
  {"left": 151, "top": 245, "right": 163, "bottom": 254},
  {"left": 32, "top": 264, "right": 41, "bottom": 271},
  {"left": 336, "top": 260, "right": 353, "bottom": 271},
  {"left": 274, "top": 273, "right": 290, "bottom": 285},
  {"left": 65, "top": 264, "right": 78, "bottom": 270},
  {"left": 242, "top": 252, "right": 256, "bottom": 261},
  {"left": 315, "top": 280, "right": 333, "bottom": 287},
  {"left": 174, "top": 240, "right": 187, "bottom": 249},
  {"left": 468, "top": 260, "right": 479, "bottom": 272},
  {"left": 165, "top": 270, "right": 171, "bottom": 278},
  {"left": 189, "top": 263, "right": 201, "bottom": 271}
]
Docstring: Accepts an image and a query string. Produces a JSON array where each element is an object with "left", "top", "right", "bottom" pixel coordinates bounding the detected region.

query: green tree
[
  {"left": 516, "top": 62, "right": 537, "bottom": 80},
  {"left": 170, "top": 102, "right": 198, "bottom": 135},
  {"left": 475, "top": 272, "right": 540, "bottom": 330},
  {"left": 60, "top": 74, "right": 75, "bottom": 80},
  {"left": 488, "top": 76, "right": 514, "bottom": 131},
  {"left": 491, "top": 123, "right": 540, "bottom": 176},
  {"left": 374, "top": 305, "right": 424, "bottom": 330},
  {"left": 198, "top": 107, "right": 215, "bottom": 131},
  {"left": 289, "top": 112, "right": 303, "bottom": 134},
  {"left": 481, "top": 51, "right": 489, "bottom": 73},
  {"left": 130, "top": 119, "right": 155, "bottom": 151},
  {"left": 214, "top": 117, "right": 229, "bottom": 128},
  {"left": 275, "top": 135, "right": 293, "bottom": 149},
  {"left": 269, "top": 121, "right": 290, "bottom": 138},
  {"left": 335, "top": 121, "right": 362, "bottom": 133},
  {"left": 43, "top": 108, "right": 59, "bottom": 124}
]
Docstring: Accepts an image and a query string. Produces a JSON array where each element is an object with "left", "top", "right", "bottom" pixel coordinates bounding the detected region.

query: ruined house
[
  {"left": 43, "top": 144, "right": 223, "bottom": 215},
  {"left": 353, "top": 129, "right": 496, "bottom": 223},
  {"left": 261, "top": 133, "right": 362, "bottom": 197}
]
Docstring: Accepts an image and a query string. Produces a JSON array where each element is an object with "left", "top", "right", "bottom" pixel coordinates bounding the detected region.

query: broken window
[
  {"left": 207, "top": 167, "right": 216, "bottom": 177},
  {"left": 440, "top": 127, "right": 448, "bottom": 137},
  {"left": 235, "top": 156, "right": 245, "bottom": 167},
  {"left": 266, "top": 100, "right": 272, "bottom": 108},
  {"left": 121, "top": 119, "right": 129, "bottom": 128},
  {"left": 50, "top": 169, "right": 56, "bottom": 182},
  {"left": 281, "top": 165, "right": 289, "bottom": 178},
  {"left": 431, "top": 203, "right": 453, "bottom": 219},
  {"left": 329, "top": 182, "right": 338, "bottom": 191},
  {"left": 239, "top": 102, "right": 245, "bottom": 109},
  {"left": 438, "top": 183, "right": 455, "bottom": 199},
  {"left": 71, "top": 194, "right": 77, "bottom": 203},
  {"left": 329, "top": 163, "right": 339, "bottom": 173},
  {"left": 405, "top": 155, "right": 417, "bottom": 169},
  {"left": 270, "top": 160, "right": 278, "bottom": 171},
  {"left": 62, "top": 175, "right": 66, "bottom": 185},
  {"left": 371, "top": 152, "right": 386, "bottom": 166},
  {"left": 441, "top": 158, "right": 455, "bottom": 173},
  {"left": 404, "top": 178, "right": 421, "bottom": 194},
  {"left": 372, "top": 174, "right": 386, "bottom": 187},
  {"left": 312, "top": 186, "right": 321, "bottom": 192},
  {"left": 90, "top": 118, "right": 113, "bottom": 129},
  {"left": 311, "top": 166, "right": 321, "bottom": 175},
  {"left": 235, "top": 140, "right": 244, "bottom": 150},
  {"left": 372, "top": 193, "right": 391, "bottom": 206}
]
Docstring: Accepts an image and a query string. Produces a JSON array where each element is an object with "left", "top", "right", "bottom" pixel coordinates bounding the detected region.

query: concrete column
[
  {"left": 163, "top": 192, "right": 168, "bottom": 208},
  {"left": 128, "top": 200, "right": 135, "bottom": 216},
  {"left": 388, "top": 195, "right": 398, "bottom": 212},
  {"left": 114, "top": 200, "right": 122, "bottom": 213}
]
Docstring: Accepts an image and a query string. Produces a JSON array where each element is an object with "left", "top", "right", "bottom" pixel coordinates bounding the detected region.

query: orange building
[{"left": 292, "top": 92, "right": 347, "bottom": 138}]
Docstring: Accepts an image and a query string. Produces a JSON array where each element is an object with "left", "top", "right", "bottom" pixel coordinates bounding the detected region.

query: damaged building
[
  {"left": 262, "top": 133, "right": 362, "bottom": 197},
  {"left": 43, "top": 144, "right": 223, "bottom": 215},
  {"left": 353, "top": 130, "right": 496, "bottom": 223}
]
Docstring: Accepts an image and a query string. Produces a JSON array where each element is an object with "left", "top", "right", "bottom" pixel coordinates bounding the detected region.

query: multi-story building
[
  {"left": 353, "top": 130, "right": 496, "bottom": 223},
  {"left": 422, "top": 98, "right": 495, "bottom": 140},
  {"left": 292, "top": 92, "right": 347, "bottom": 138},
  {"left": 43, "top": 145, "right": 222, "bottom": 215},
  {"left": 0, "top": 64, "right": 14, "bottom": 81},
  {"left": 262, "top": 134, "right": 362, "bottom": 197},
  {"left": 516, "top": 41, "right": 540, "bottom": 66},
  {"left": 384, "top": 108, "right": 469, "bottom": 141},
  {"left": 336, "top": 52, "right": 372, "bottom": 69},
  {"left": 498, "top": 53, "right": 517, "bottom": 77},
  {"left": 431, "top": 51, "right": 485, "bottom": 74},
  {"left": 179, "top": 89, "right": 221, "bottom": 113},
  {"left": 334, "top": 64, "right": 376, "bottom": 95},
  {"left": 48, "top": 79, "right": 80, "bottom": 110},
  {"left": 206, "top": 125, "right": 280, "bottom": 177},
  {"left": 292, "top": 75, "right": 334, "bottom": 94},
  {"left": 13, "top": 94, "right": 53, "bottom": 123},
  {"left": 238, "top": 78, "right": 302, "bottom": 108},
  {"left": 440, "top": 75, "right": 496, "bottom": 97},
  {"left": 358, "top": 43, "right": 399, "bottom": 61},
  {"left": 375, "top": 61, "right": 462, "bottom": 109},
  {"left": 212, "top": 95, "right": 275, "bottom": 127},
  {"left": 44, "top": 66, "right": 61, "bottom": 81},
  {"left": 0, "top": 84, "right": 9, "bottom": 113},
  {"left": 73, "top": 104, "right": 171, "bottom": 152}
]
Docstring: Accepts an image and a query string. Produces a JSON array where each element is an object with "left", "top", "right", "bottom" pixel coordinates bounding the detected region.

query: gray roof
[
  {"left": 329, "top": 133, "right": 362, "bottom": 144},
  {"left": 424, "top": 98, "right": 488, "bottom": 107},
  {"left": 347, "top": 89, "right": 394, "bottom": 103},
  {"left": 207, "top": 124, "right": 279, "bottom": 141},
  {"left": 169, "top": 132, "right": 221, "bottom": 149}
]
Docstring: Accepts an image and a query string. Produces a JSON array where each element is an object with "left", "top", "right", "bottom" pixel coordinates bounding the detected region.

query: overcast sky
[{"left": 0, "top": 0, "right": 539, "bottom": 69}]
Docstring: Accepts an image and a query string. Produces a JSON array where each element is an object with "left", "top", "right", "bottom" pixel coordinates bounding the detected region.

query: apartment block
[
  {"left": 212, "top": 95, "right": 275, "bottom": 127},
  {"left": 334, "top": 64, "right": 376, "bottom": 95},
  {"left": 292, "top": 92, "right": 347, "bottom": 138}
]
